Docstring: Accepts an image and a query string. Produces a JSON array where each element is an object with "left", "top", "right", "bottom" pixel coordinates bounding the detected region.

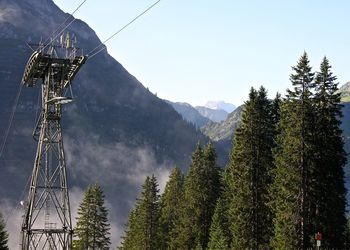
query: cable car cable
[{"left": 88, "top": 0, "right": 161, "bottom": 59}]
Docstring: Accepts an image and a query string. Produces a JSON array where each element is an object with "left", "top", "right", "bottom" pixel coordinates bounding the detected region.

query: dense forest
[
  {"left": 0, "top": 53, "right": 349, "bottom": 249},
  {"left": 119, "top": 53, "right": 349, "bottom": 250}
]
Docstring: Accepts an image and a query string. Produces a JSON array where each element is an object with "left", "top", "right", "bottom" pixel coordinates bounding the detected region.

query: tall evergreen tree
[
  {"left": 312, "top": 57, "right": 347, "bottom": 248},
  {"left": 202, "top": 142, "right": 222, "bottom": 246},
  {"left": 226, "top": 86, "right": 276, "bottom": 249},
  {"left": 172, "top": 144, "right": 204, "bottom": 249},
  {"left": 0, "top": 211, "right": 9, "bottom": 250},
  {"left": 271, "top": 93, "right": 282, "bottom": 137},
  {"left": 270, "top": 52, "right": 316, "bottom": 249},
  {"left": 119, "top": 208, "right": 138, "bottom": 250},
  {"left": 174, "top": 142, "right": 221, "bottom": 249},
  {"left": 120, "top": 175, "right": 160, "bottom": 250},
  {"left": 208, "top": 198, "right": 229, "bottom": 250},
  {"left": 73, "top": 184, "right": 111, "bottom": 250},
  {"left": 159, "top": 167, "right": 184, "bottom": 249}
]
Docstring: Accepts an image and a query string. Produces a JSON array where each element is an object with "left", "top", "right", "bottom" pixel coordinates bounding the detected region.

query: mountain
[
  {"left": 165, "top": 100, "right": 237, "bottom": 127},
  {"left": 0, "top": 0, "right": 214, "bottom": 247},
  {"left": 195, "top": 106, "right": 229, "bottom": 122},
  {"left": 339, "top": 97, "right": 350, "bottom": 197},
  {"left": 339, "top": 81, "right": 350, "bottom": 102},
  {"left": 201, "top": 105, "right": 244, "bottom": 142},
  {"left": 204, "top": 100, "right": 236, "bottom": 113},
  {"left": 340, "top": 104, "right": 350, "bottom": 202},
  {"left": 165, "top": 100, "right": 211, "bottom": 128}
]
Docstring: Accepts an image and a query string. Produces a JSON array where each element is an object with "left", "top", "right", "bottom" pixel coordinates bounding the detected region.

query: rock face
[
  {"left": 339, "top": 102, "right": 350, "bottom": 204},
  {"left": 195, "top": 106, "right": 229, "bottom": 122},
  {"left": 0, "top": 0, "right": 211, "bottom": 246},
  {"left": 165, "top": 100, "right": 211, "bottom": 128},
  {"left": 201, "top": 105, "right": 243, "bottom": 142},
  {"left": 339, "top": 81, "right": 350, "bottom": 102}
]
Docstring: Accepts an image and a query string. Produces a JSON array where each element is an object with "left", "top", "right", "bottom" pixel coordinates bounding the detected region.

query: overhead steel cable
[
  {"left": 88, "top": 0, "right": 161, "bottom": 59},
  {"left": 44, "top": 0, "right": 88, "bottom": 45},
  {"left": 0, "top": 82, "right": 23, "bottom": 160},
  {"left": 5, "top": 174, "right": 31, "bottom": 225},
  {"left": 41, "top": 0, "right": 88, "bottom": 51},
  {"left": 33, "top": 87, "right": 41, "bottom": 129}
]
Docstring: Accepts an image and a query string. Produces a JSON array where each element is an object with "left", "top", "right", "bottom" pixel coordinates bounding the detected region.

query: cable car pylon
[{"left": 20, "top": 34, "right": 86, "bottom": 250}]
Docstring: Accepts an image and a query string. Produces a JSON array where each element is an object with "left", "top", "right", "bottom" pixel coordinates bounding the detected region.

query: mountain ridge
[
  {"left": 204, "top": 100, "right": 236, "bottom": 113},
  {"left": 339, "top": 81, "right": 350, "bottom": 102},
  {"left": 0, "top": 0, "right": 212, "bottom": 247},
  {"left": 195, "top": 106, "right": 229, "bottom": 122},
  {"left": 201, "top": 105, "right": 244, "bottom": 142},
  {"left": 165, "top": 100, "right": 211, "bottom": 128}
]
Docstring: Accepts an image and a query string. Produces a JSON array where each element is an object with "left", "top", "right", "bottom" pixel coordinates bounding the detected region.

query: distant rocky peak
[
  {"left": 339, "top": 81, "right": 350, "bottom": 91},
  {"left": 204, "top": 100, "right": 236, "bottom": 113}
]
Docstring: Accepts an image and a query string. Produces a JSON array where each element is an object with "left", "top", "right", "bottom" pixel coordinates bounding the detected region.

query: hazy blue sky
[{"left": 53, "top": 0, "right": 350, "bottom": 106}]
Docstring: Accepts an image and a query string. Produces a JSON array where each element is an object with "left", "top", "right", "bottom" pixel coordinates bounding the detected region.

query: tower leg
[{"left": 21, "top": 74, "right": 73, "bottom": 250}]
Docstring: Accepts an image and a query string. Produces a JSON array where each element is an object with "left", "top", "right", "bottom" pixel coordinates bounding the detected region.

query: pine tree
[
  {"left": 0, "top": 211, "right": 9, "bottom": 250},
  {"left": 73, "top": 184, "right": 111, "bottom": 250},
  {"left": 226, "top": 86, "right": 276, "bottom": 249},
  {"left": 312, "top": 57, "right": 347, "bottom": 248},
  {"left": 119, "top": 208, "right": 138, "bottom": 250},
  {"left": 270, "top": 52, "right": 315, "bottom": 249},
  {"left": 159, "top": 167, "right": 184, "bottom": 249},
  {"left": 202, "top": 142, "right": 222, "bottom": 246},
  {"left": 174, "top": 142, "right": 221, "bottom": 249},
  {"left": 119, "top": 175, "right": 160, "bottom": 250},
  {"left": 208, "top": 198, "right": 229, "bottom": 250},
  {"left": 271, "top": 93, "right": 282, "bottom": 137}
]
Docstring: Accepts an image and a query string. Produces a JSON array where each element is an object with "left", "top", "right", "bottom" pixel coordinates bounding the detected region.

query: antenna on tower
[{"left": 20, "top": 33, "right": 86, "bottom": 250}]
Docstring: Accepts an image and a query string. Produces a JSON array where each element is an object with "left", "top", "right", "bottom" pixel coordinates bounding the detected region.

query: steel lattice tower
[{"left": 20, "top": 35, "right": 86, "bottom": 250}]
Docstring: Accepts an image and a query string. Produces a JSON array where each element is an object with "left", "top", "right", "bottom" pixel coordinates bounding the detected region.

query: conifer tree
[
  {"left": 0, "top": 211, "right": 9, "bottom": 250},
  {"left": 172, "top": 144, "right": 204, "bottom": 249},
  {"left": 174, "top": 142, "right": 221, "bottom": 249},
  {"left": 202, "top": 142, "right": 222, "bottom": 246},
  {"left": 312, "top": 57, "right": 347, "bottom": 248},
  {"left": 270, "top": 52, "right": 315, "bottom": 249},
  {"left": 271, "top": 93, "right": 282, "bottom": 136},
  {"left": 208, "top": 198, "right": 229, "bottom": 250},
  {"left": 73, "top": 184, "right": 111, "bottom": 250},
  {"left": 159, "top": 167, "right": 184, "bottom": 249},
  {"left": 119, "top": 208, "right": 139, "bottom": 250},
  {"left": 119, "top": 175, "right": 160, "bottom": 250},
  {"left": 226, "top": 86, "right": 275, "bottom": 249}
]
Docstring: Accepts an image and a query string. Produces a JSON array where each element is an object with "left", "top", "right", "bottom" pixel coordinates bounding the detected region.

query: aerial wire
[
  {"left": 88, "top": 0, "right": 161, "bottom": 59},
  {"left": 44, "top": 0, "right": 88, "bottom": 44},
  {"left": 5, "top": 175, "right": 31, "bottom": 225},
  {"left": 0, "top": 82, "right": 30, "bottom": 225},
  {"left": 25, "top": 42, "right": 34, "bottom": 52},
  {"left": 0, "top": 82, "right": 23, "bottom": 160},
  {"left": 33, "top": 87, "right": 41, "bottom": 129},
  {"left": 3, "top": 0, "right": 159, "bottom": 228},
  {"left": 41, "top": 0, "right": 88, "bottom": 51},
  {"left": 2, "top": 0, "right": 89, "bottom": 228}
]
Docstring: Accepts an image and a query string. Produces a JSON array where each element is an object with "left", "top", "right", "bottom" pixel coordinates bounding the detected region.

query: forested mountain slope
[{"left": 0, "top": 0, "right": 211, "bottom": 245}]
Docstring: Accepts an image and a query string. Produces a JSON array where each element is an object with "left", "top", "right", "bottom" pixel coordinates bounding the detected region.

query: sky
[{"left": 53, "top": 0, "right": 350, "bottom": 106}]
